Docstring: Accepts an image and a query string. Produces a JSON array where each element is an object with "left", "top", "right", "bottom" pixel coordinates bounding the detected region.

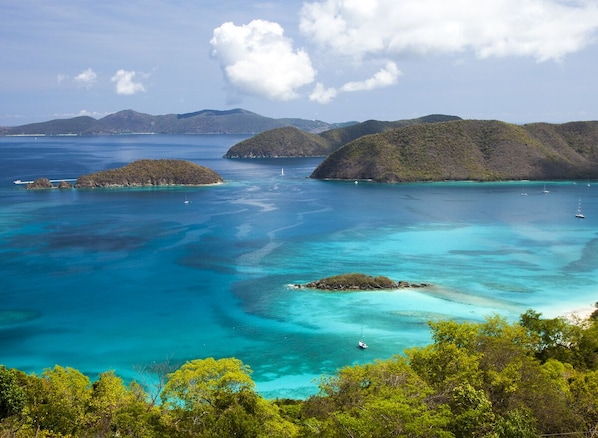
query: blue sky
[{"left": 1, "top": 0, "right": 598, "bottom": 126}]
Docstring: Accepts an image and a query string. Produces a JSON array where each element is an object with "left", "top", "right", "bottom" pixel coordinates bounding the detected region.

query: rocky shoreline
[{"left": 293, "top": 273, "right": 431, "bottom": 291}]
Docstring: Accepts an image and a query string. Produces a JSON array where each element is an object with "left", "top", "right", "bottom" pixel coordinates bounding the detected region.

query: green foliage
[
  {"left": 2, "top": 311, "right": 598, "bottom": 437},
  {"left": 162, "top": 357, "right": 255, "bottom": 408},
  {"left": 0, "top": 365, "right": 26, "bottom": 419},
  {"left": 32, "top": 366, "right": 92, "bottom": 436}
]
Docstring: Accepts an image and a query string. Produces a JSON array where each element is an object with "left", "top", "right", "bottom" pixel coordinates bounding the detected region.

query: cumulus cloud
[
  {"left": 111, "top": 69, "right": 146, "bottom": 95},
  {"left": 310, "top": 61, "right": 401, "bottom": 103},
  {"left": 74, "top": 68, "right": 97, "bottom": 88},
  {"left": 210, "top": 19, "right": 316, "bottom": 101},
  {"left": 300, "top": 0, "right": 598, "bottom": 62}
]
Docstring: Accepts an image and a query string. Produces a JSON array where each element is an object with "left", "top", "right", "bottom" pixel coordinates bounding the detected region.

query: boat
[
  {"left": 184, "top": 196, "right": 190, "bottom": 204},
  {"left": 576, "top": 199, "right": 585, "bottom": 218},
  {"left": 358, "top": 340, "right": 368, "bottom": 349},
  {"left": 542, "top": 184, "right": 550, "bottom": 194},
  {"left": 281, "top": 168, "right": 284, "bottom": 176}
]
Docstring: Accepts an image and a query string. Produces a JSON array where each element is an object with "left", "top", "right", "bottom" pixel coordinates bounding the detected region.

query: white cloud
[
  {"left": 210, "top": 19, "right": 316, "bottom": 101},
  {"left": 340, "top": 61, "right": 401, "bottom": 92},
  {"left": 309, "top": 83, "right": 338, "bottom": 104},
  {"left": 310, "top": 62, "right": 401, "bottom": 103},
  {"left": 74, "top": 68, "right": 97, "bottom": 88},
  {"left": 111, "top": 69, "right": 146, "bottom": 95},
  {"left": 300, "top": 0, "right": 598, "bottom": 62}
]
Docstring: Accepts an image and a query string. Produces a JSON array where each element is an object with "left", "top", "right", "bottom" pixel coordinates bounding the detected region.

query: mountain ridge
[
  {"left": 0, "top": 108, "right": 350, "bottom": 136},
  {"left": 224, "top": 114, "right": 461, "bottom": 158}
]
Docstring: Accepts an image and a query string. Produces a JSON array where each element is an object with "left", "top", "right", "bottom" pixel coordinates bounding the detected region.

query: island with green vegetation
[
  {"left": 311, "top": 119, "right": 598, "bottom": 182},
  {"left": 74, "top": 159, "right": 223, "bottom": 188},
  {"left": 224, "top": 114, "right": 460, "bottom": 158},
  {"left": 0, "top": 108, "right": 348, "bottom": 136},
  {"left": 295, "top": 273, "right": 430, "bottom": 291},
  {"left": 1, "top": 308, "right": 598, "bottom": 437}
]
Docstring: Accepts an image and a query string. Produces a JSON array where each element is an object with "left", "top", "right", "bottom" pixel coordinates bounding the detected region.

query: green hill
[
  {"left": 223, "top": 126, "right": 332, "bottom": 158},
  {"left": 224, "top": 114, "right": 460, "bottom": 158},
  {"left": 74, "top": 159, "right": 223, "bottom": 187},
  {"left": 311, "top": 119, "right": 598, "bottom": 182}
]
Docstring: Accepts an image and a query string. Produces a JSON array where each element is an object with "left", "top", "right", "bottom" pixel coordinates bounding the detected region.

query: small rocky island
[
  {"left": 25, "top": 178, "right": 73, "bottom": 189},
  {"left": 295, "top": 273, "right": 431, "bottom": 291},
  {"left": 74, "top": 159, "right": 224, "bottom": 188}
]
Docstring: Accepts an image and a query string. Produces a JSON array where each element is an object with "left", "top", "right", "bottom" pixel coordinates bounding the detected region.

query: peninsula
[{"left": 310, "top": 119, "right": 598, "bottom": 182}]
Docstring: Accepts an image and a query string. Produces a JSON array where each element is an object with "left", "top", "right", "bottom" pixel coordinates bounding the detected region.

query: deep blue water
[{"left": 1, "top": 135, "right": 597, "bottom": 399}]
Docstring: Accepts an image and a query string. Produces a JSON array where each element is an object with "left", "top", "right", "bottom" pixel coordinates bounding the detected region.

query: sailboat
[
  {"left": 281, "top": 168, "right": 284, "bottom": 176},
  {"left": 542, "top": 184, "right": 550, "bottom": 194},
  {"left": 358, "top": 327, "right": 368, "bottom": 349},
  {"left": 575, "top": 199, "right": 585, "bottom": 219}
]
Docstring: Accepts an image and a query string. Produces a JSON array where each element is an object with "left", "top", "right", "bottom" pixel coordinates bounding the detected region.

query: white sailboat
[
  {"left": 281, "top": 168, "right": 284, "bottom": 176},
  {"left": 358, "top": 327, "right": 368, "bottom": 349},
  {"left": 575, "top": 199, "right": 585, "bottom": 219}
]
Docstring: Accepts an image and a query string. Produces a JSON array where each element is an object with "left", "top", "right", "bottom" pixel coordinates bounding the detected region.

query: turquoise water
[{"left": 1, "top": 135, "right": 597, "bottom": 399}]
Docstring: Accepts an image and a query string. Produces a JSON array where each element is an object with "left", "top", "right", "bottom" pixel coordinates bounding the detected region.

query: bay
[{"left": 0, "top": 134, "right": 596, "bottom": 399}]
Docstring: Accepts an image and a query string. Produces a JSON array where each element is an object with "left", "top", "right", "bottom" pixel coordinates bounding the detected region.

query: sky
[{"left": 1, "top": 0, "right": 598, "bottom": 127}]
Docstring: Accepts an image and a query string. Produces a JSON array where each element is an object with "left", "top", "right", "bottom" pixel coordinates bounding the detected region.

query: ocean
[{"left": 0, "top": 134, "right": 596, "bottom": 399}]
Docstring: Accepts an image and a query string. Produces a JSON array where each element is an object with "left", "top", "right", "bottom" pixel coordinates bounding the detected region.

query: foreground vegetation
[{"left": 2, "top": 309, "right": 598, "bottom": 437}]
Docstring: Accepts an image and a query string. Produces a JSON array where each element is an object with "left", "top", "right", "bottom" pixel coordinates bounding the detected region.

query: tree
[
  {"left": 0, "top": 366, "right": 25, "bottom": 420},
  {"left": 569, "top": 369, "right": 598, "bottom": 432},
  {"left": 302, "top": 358, "right": 453, "bottom": 437},
  {"left": 161, "top": 357, "right": 254, "bottom": 409},
  {"left": 37, "top": 365, "right": 91, "bottom": 435},
  {"left": 519, "top": 309, "right": 583, "bottom": 364},
  {"left": 161, "top": 357, "right": 297, "bottom": 437}
]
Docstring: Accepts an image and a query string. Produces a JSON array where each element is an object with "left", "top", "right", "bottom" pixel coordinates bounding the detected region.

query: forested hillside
[
  {"left": 311, "top": 119, "right": 598, "bottom": 182},
  {"left": 224, "top": 114, "right": 460, "bottom": 158},
  {"left": 2, "top": 308, "right": 597, "bottom": 437}
]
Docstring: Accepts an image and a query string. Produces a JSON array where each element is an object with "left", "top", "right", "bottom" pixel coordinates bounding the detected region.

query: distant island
[
  {"left": 294, "top": 273, "right": 431, "bottom": 291},
  {"left": 72, "top": 159, "right": 223, "bottom": 188},
  {"left": 309, "top": 119, "right": 598, "bottom": 182},
  {"left": 0, "top": 108, "right": 352, "bottom": 136}
]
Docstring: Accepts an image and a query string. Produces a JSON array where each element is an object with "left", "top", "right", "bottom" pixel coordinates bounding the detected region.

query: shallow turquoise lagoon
[{"left": 1, "top": 135, "right": 596, "bottom": 399}]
